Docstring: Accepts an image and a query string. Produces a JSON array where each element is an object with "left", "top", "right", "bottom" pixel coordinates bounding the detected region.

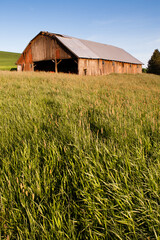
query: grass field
[
  {"left": 0, "top": 51, "right": 20, "bottom": 70},
  {"left": 0, "top": 71, "right": 160, "bottom": 239}
]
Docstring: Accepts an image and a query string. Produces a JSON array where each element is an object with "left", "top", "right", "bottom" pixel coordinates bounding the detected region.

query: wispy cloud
[
  {"left": 147, "top": 38, "right": 160, "bottom": 45},
  {"left": 154, "top": 38, "right": 160, "bottom": 43}
]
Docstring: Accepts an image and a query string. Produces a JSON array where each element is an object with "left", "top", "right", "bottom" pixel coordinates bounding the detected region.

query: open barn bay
[{"left": 0, "top": 72, "right": 160, "bottom": 239}]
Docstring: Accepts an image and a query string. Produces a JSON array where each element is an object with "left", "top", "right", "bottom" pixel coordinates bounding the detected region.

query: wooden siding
[
  {"left": 17, "top": 44, "right": 33, "bottom": 71},
  {"left": 31, "top": 35, "right": 72, "bottom": 62},
  {"left": 78, "top": 59, "right": 142, "bottom": 75}
]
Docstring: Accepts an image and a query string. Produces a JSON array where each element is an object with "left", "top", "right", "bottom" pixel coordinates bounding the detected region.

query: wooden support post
[
  {"left": 54, "top": 59, "right": 62, "bottom": 73},
  {"left": 54, "top": 39, "right": 58, "bottom": 73},
  {"left": 74, "top": 59, "right": 78, "bottom": 64},
  {"left": 57, "top": 60, "right": 62, "bottom": 65},
  {"left": 55, "top": 58, "right": 58, "bottom": 73}
]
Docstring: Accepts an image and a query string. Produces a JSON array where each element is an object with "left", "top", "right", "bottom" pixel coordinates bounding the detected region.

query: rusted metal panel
[{"left": 56, "top": 49, "right": 60, "bottom": 59}]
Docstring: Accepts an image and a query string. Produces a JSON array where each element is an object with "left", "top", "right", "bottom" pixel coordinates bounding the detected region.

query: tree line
[{"left": 146, "top": 49, "right": 160, "bottom": 75}]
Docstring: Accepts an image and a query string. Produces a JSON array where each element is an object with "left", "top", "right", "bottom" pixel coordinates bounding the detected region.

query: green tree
[{"left": 147, "top": 49, "right": 160, "bottom": 75}]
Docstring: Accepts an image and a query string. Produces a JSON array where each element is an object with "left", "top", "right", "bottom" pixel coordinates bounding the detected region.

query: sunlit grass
[
  {"left": 0, "top": 72, "right": 160, "bottom": 239},
  {"left": 0, "top": 51, "right": 20, "bottom": 71}
]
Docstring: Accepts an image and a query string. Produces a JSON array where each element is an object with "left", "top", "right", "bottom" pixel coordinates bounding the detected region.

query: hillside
[
  {"left": 0, "top": 72, "right": 160, "bottom": 239},
  {"left": 0, "top": 51, "right": 20, "bottom": 70}
]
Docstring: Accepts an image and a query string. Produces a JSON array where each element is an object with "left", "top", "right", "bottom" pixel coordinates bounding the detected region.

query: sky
[{"left": 0, "top": 0, "right": 160, "bottom": 67}]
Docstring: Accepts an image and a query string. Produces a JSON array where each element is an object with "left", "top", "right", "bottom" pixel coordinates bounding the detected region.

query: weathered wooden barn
[{"left": 16, "top": 31, "right": 143, "bottom": 75}]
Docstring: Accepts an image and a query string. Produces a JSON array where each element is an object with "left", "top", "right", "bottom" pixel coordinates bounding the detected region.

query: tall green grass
[{"left": 0, "top": 72, "right": 160, "bottom": 239}]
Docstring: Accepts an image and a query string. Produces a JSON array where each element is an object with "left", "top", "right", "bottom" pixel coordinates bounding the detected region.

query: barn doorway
[
  {"left": 33, "top": 59, "right": 78, "bottom": 74},
  {"left": 58, "top": 59, "right": 78, "bottom": 74},
  {"left": 34, "top": 60, "right": 55, "bottom": 72}
]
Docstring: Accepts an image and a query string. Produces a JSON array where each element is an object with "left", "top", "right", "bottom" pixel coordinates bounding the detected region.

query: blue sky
[{"left": 0, "top": 0, "right": 160, "bottom": 67}]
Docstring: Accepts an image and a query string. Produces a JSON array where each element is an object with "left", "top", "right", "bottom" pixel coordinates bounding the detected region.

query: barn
[{"left": 16, "top": 31, "right": 143, "bottom": 75}]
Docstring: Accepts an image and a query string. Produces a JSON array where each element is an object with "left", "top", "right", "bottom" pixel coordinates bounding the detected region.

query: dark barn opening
[
  {"left": 58, "top": 59, "right": 78, "bottom": 74},
  {"left": 34, "top": 59, "right": 78, "bottom": 74},
  {"left": 34, "top": 60, "right": 55, "bottom": 72}
]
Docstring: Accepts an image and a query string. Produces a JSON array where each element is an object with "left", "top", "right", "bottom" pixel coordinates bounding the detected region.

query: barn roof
[
  {"left": 55, "top": 35, "right": 143, "bottom": 64},
  {"left": 42, "top": 32, "right": 142, "bottom": 65}
]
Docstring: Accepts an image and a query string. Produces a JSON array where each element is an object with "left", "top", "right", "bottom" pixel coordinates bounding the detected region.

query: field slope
[
  {"left": 0, "top": 51, "right": 20, "bottom": 70},
  {"left": 0, "top": 72, "right": 160, "bottom": 239}
]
